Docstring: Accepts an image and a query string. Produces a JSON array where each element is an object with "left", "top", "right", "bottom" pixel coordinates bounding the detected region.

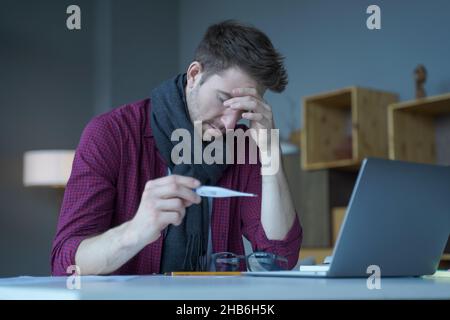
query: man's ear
[
  {"left": 259, "top": 87, "right": 267, "bottom": 97},
  {"left": 186, "top": 61, "right": 203, "bottom": 88}
]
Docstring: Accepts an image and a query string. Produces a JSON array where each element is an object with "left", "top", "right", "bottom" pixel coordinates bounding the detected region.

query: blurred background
[{"left": 1, "top": 0, "right": 450, "bottom": 276}]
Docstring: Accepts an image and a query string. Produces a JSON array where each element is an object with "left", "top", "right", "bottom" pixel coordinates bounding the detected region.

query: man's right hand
[
  {"left": 75, "top": 174, "right": 202, "bottom": 275},
  {"left": 129, "top": 175, "right": 202, "bottom": 246}
]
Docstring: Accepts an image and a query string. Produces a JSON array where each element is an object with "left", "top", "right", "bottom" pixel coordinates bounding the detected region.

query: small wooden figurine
[{"left": 414, "top": 64, "right": 427, "bottom": 99}]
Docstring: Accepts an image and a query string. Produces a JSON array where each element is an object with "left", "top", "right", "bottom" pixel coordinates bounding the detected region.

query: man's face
[{"left": 185, "top": 65, "right": 260, "bottom": 140}]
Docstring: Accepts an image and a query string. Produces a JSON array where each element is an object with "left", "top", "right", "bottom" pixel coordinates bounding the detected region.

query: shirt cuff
[
  {"left": 51, "top": 235, "right": 87, "bottom": 276},
  {"left": 254, "top": 215, "right": 303, "bottom": 268}
]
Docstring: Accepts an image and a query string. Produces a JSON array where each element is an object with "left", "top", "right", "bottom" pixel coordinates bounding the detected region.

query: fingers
[
  {"left": 224, "top": 96, "right": 272, "bottom": 120},
  {"left": 137, "top": 175, "right": 203, "bottom": 235},
  {"left": 242, "top": 112, "right": 264, "bottom": 121},
  {"left": 154, "top": 182, "right": 201, "bottom": 203},
  {"left": 227, "top": 98, "right": 258, "bottom": 111},
  {"left": 155, "top": 198, "right": 186, "bottom": 211},
  {"left": 224, "top": 95, "right": 258, "bottom": 109},
  {"left": 143, "top": 175, "right": 202, "bottom": 209},
  {"left": 145, "top": 175, "right": 200, "bottom": 190},
  {"left": 154, "top": 197, "right": 199, "bottom": 216},
  {"left": 231, "top": 87, "right": 259, "bottom": 98},
  {"left": 158, "top": 211, "right": 184, "bottom": 227}
]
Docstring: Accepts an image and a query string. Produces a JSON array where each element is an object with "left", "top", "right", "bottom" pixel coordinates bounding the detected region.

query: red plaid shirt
[{"left": 51, "top": 99, "right": 302, "bottom": 275}]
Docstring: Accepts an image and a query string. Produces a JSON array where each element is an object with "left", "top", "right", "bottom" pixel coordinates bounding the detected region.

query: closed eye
[
  {"left": 217, "top": 95, "right": 227, "bottom": 104},
  {"left": 216, "top": 90, "right": 232, "bottom": 104}
]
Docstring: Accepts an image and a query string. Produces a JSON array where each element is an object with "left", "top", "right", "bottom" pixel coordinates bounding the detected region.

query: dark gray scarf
[{"left": 150, "top": 73, "right": 228, "bottom": 272}]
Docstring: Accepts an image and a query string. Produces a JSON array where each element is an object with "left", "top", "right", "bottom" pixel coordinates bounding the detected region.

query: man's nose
[{"left": 220, "top": 109, "right": 242, "bottom": 130}]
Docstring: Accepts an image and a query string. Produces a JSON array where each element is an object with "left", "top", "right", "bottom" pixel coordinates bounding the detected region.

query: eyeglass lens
[{"left": 212, "top": 252, "right": 288, "bottom": 271}]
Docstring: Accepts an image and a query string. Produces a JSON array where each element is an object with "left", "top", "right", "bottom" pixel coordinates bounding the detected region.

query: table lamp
[{"left": 23, "top": 150, "right": 75, "bottom": 188}]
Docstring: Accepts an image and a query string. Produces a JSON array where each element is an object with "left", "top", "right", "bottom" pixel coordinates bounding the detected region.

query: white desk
[{"left": 0, "top": 275, "right": 450, "bottom": 300}]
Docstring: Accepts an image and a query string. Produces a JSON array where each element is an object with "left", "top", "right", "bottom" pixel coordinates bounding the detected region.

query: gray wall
[
  {"left": 109, "top": 0, "right": 179, "bottom": 108},
  {"left": 0, "top": 0, "right": 179, "bottom": 277},
  {"left": 179, "top": 0, "right": 450, "bottom": 139},
  {"left": 92, "top": 0, "right": 180, "bottom": 112},
  {"left": 0, "top": 0, "right": 95, "bottom": 276}
]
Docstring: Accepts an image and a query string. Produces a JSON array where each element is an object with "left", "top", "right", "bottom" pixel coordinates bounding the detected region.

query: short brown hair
[{"left": 194, "top": 20, "right": 288, "bottom": 93}]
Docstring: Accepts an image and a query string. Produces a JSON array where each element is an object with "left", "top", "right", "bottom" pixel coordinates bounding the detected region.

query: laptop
[{"left": 246, "top": 158, "right": 450, "bottom": 278}]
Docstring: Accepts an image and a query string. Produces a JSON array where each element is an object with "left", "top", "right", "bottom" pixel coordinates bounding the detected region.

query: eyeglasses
[{"left": 211, "top": 252, "right": 288, "bottom": 272}]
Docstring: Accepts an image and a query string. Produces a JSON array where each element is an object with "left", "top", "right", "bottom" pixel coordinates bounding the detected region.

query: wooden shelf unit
[
  {"left": 388, "top": 92, "right": 450, "bottom": 164},
  {"left": 301, "top": 87, "right": 398, "bottom": 170},
  {"left": 299, "top": 169, "right": 358, "bottom": 247},
  {"left": 332, "top": 207, "right": 347, "bottom": 246}
]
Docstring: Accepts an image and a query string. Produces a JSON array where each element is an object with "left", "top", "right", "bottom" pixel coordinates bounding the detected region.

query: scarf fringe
[{"left": 183, "top": 234, "right": 207, "bottom": 271}]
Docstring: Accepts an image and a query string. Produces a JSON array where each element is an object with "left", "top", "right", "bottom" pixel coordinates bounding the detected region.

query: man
[{"left": 51, "top": 20, "right": 302, "bottom": 275}]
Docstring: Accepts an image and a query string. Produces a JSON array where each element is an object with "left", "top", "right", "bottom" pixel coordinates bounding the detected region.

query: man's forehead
[
  {"left": 208, "top": 68, "right": 260, "bottom": 91},
  {"left": 212, "top": 81, "right": 264, "bottom": 97}
]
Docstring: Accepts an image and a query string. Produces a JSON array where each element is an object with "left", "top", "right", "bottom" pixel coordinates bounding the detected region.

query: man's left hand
[{"left": 223, "top": 87, "right": 275, "bottom": 153}]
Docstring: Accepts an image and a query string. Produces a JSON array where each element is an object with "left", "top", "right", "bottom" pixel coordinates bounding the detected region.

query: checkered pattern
[{"left": 51, "top": 99, "right": 302, "bottom": 275}]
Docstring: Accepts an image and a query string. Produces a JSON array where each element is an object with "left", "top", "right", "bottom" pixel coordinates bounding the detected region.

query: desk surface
[{"left": 1, "top": 275, "right": 450, "bottom": 300}]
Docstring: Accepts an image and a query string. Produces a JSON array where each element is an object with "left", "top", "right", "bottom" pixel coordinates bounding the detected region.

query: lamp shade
[{"left": 23, "top": 150, "right": 75, "bottom": 187}]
